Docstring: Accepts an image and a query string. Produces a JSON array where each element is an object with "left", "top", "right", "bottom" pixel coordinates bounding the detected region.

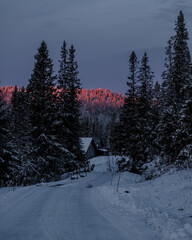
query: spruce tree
[
  {"left": 110, "top": 52, "right": 138, "bottom": 155},
  {"left": 173, "top": 62, "right": 192, "bottom": 168},
  {"left": 156, "top": 37, "right": 177, "bottom": 160},
  {"left": 56, "top": 41, "right": 71, "bottom": 150},
  {"left": 161, "top": 37, "right": 175, "bottom": 105},
  {"left": 127, "top": 51, "right": 138, "bottom": 98},
  {"left": 158, "top": 11, "right": 191, "bottom": 166},
  {"left": 27, "top": 41, "right": 69, "bottom": 183},
  {"left": 65, "top": 44, "right": 85, "bottom": 167},
  {"left": 57, "top": 43, "right": 85, "bottom": 170},
  {"left": 0, "top": 87, "right": 9, "bottom": 185},
  {"left": 134, "top": 52, "right": 155, "bottom": 170},
  {"left": 117, "top": 52, "right": 139, "bottom": 155},
  {"left": 10, "top": 86, "right": 29, "bottom": 150},
  {"left": 153, "top": 81, "right": 161, "bottom": 101},
  {"left": 10, "top": 86, "right": 37, "bottom": 185},
  {"left": 172, "top": 11, "right": 191, "bottom": 106},
  {"left": 0, "top": 85, "right": 18, "bottom": 186},
  {"left": 175, "top": 87, "right": 192, "bottom": 169},
  {"left": 171, "top": 11, "right": 192, "bottom": 166}
]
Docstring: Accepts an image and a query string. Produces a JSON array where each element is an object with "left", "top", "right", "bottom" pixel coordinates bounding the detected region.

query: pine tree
[
  {"left": 57, "top": 43, "right": 85, "bottom": 170},
  {"left": 10, "top": 86, "right": 29, "bottom": 149},
  {"left": 173, "top": 63, "right": 192, "bottom": 169},
  {"left": 153, "top": 81, "right": 161, "bottom": 101},
  {"left": 65, "top": 44, "right": 85, "bottom": 167},
  {"left": 175, "top": 91, "right": 192, "bottom": 169},
  {"left": 0, "top": 85, "right": 18, "bottom": 186},
  {"left": 172, "top": 11, "right": 191, "bottom": 106},
  {"left": 58, "top": 41, "right": 68, "bottom": 91},
  {"left": 10, "top": 86, "right": 37, "bottom": 185},
  {"left": 158, "top": 12, "right": 191, "bottom": 166},
  {"left": 156, "top": 37, "right": 177, "bottom": 160},
  {"left": 119, "top": 52, "right": 139, "bottom": 153},
  {"left": 170, "top": 11, "right": 192, "bottom": 166},
  {"left": 173, "top": 97, "right": 192, "bottom": 169},
  {"left": 134, "top": 52, "right": 155, "bottom": 170},
  {"left": 56, "top": 41, "right": 71, "bottom": 150},
  {"left": 27, "top": 41, "right": 69, "bottom": 183},
  {"left": 161, "top": 36, "right": 175, "bottom": 105},
  {"left": 0, "top": 87, "right": 9, "bottom": 185},
  {"left": 127, "top": 51, "right": 138, "bottom": 98},
  {"left": 111, "top": 52, "right": 138, "bottom": 155}
]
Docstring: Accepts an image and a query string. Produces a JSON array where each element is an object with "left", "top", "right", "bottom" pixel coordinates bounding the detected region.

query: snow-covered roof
[
  {"left": 80, "top": 138, "right": 93, "bottom": 152},
  {"left": 98, "top": 148, "right": 108, "bottom": 152}
]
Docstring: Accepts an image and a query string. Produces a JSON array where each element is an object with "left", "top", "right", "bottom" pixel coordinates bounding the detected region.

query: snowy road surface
[
  {"left": 0, "top": 156, "right": 192, "bottom": 240},
  {"left": 0, "top": 172, "right": 153, "bottom": 240}
]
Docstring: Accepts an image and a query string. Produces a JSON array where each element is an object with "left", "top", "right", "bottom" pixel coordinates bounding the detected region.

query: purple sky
[{"left": 1, "top": 0, "right": 192, "bottom": 93}]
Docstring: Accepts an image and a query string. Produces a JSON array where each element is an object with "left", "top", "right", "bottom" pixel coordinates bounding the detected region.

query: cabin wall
[{"left": 85, "top": 143, "right": 97, "bottom": 160}]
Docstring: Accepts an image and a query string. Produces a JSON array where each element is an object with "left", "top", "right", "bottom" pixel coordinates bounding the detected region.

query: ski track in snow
[{"left": 0, "top": 156, "right": 192, "bottom": 240}]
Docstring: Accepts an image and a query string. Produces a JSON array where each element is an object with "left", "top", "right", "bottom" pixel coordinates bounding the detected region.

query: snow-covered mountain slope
[
  {"left": 0, "top": 86, "right": 125, "bottom": 109},
  {"left": 0, "top": 156, "right": 192, "bottom": 240}
]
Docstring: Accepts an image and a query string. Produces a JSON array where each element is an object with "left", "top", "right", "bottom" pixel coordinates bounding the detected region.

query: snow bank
[
  {"left": 90, "top": 155, "right": 130, "bottom": 172},
  {"left": 90, "top": 156, "right": 192, "bottom": 240},
  {"left": 99, "top": 171, "right": 192, "bottom": 239}
]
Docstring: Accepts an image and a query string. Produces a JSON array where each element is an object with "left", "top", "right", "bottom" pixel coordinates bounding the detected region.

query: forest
[{"left": 0, "top": 11, "right": 192, "bottom": 186}]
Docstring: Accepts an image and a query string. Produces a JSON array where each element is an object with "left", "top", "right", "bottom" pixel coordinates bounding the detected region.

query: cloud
[{"left": 155, "top": 0, "right": 192, "bottom": 22}]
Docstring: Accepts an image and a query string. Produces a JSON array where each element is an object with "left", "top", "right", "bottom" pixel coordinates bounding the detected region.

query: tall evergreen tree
[
  {"left": 66, "top": 45, "right": 85, "bottom": 167},
  {"left": 156, "top": 37, "right": 177, "bottom": 160},
  {"left": 0, "top": 87, "right": 9, "bottom": 185},
  {"left": 115, "top": 52, "right": 139, "bottom": 155},
  {"left": 158, "top": 11, "right": 191, "bottom": 166},
  {"left": 134, "top": 52, "right": 155, "bottom": 170},
  {"left": 173, "top": 94, "right": 192, "bottom": 169},
  {"left": 58, "top": 43, "right": 85, "bottom": 170},
  {"left": 170, "top": 11, "right": 192, "bottom": 165},
  {"left": 58, "top": 41, "right": 68, "bottom": 88},
  {"left": 56, "top": 41, "right": 70, "bottom": 148},
  {"left": 127, "top": 51, "right": 138, "bottom": 98},
  {"left": 0, "top": 85, "right": 18, "bottom": 186},
  {"left": 27, "top": 41, "right": 69, "bottom": 183},
  {"left": 10, "top": 86, "right": 29, "bottom": 149},
  {"left": 112, "top": 52, "right": 155, "bottom": 172},
  {"left": 137, "top": 52, "right": 154, "bottom": 101},
  {"left": 161, "top": 37, "right": 175, "bottom": 105},
  {"left": 10, "top": 86, "right": 36, "bottom": 185},
  {"left": 153, "top": 81, "right": 160, "bottom": 101},
  {"left": 172, "top": 11, "right": 191, "bottom": 106},
  {"left": 175, "top": 83, "right": 192, "bottom": 169}
]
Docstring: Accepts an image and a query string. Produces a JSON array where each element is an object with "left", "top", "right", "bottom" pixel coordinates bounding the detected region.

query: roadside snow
[
  {"left": 90, "top": 155, "right": 130, "bottom": 172},
  {"left": 90, "top": 156, "right": 192, "bottom": 240}
]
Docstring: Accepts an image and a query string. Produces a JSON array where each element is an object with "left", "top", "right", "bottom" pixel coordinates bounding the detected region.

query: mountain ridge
[{"left": 0, "top": 86, "right": 125, "bottom": 110}]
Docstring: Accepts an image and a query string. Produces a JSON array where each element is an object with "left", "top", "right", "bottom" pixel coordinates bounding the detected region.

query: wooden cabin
[
  {"left": 80, "top": 138, "right": 97, "bottom": 160},
  {"left": 80, "top": 137, "right": 109, "bottom": 160}
]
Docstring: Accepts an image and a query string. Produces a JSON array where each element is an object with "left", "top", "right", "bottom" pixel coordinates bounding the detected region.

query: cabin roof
[{"left": 80, "top": 138, "right": 93, "bottom": 153}]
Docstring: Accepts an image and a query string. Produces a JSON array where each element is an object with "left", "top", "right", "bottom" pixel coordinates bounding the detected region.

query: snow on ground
[
  {"left": 90, "top": 156, "right": 192, "bottom": 240},
  {"left": 0, "top": 155, "right": 192, "bottom": 240},
  {"left": 90, "top": 155, "right": 130, "bottom": 172}
]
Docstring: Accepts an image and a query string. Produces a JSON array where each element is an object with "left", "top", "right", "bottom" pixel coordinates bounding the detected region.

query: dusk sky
[{"left": 1, "top": 0, "right": 192, "bottom": 93}]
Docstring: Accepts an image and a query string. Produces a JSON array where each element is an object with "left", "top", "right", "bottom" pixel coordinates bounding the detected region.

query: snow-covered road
[
  {"left": 1, "top": 156, "right": 192, "bottom": 240},
  {"left": 0, "top": 172, "right": 152, "bottom": 240}
]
